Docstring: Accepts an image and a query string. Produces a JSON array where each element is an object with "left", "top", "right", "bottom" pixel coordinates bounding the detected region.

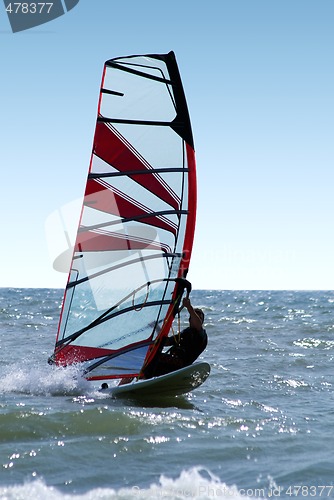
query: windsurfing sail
[{"left": 50, "top": 51, "right": 197, "bottom": 382}]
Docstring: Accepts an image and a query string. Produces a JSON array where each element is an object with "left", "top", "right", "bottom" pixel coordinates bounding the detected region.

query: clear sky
[{"left": 1, "top": 0, "right": 333, "bottom": 290}]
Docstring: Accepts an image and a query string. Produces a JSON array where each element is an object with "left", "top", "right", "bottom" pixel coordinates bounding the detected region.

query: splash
[
  {"left": 0, "top": 362, "right": 89, "bottom": 397},
  {"left": 0, "top": 468, "right": 262, "bottom": 499}
]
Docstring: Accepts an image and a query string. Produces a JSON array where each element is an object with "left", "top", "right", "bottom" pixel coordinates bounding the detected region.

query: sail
[{"left": 51, "top": 52, "right": 196, "bottom": 381}]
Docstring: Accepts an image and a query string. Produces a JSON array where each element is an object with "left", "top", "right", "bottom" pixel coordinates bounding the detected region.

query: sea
[{"left": 1, "top": 288, "right": 334, "bottom": 500}]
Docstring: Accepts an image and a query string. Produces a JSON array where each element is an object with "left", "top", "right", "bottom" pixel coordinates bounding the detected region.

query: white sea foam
[
  {"left": 0, "top": 468, "right": 264, "bottom": 499},
  {"left": 0, "top": 362, "right": 89, "bottom": 397}
]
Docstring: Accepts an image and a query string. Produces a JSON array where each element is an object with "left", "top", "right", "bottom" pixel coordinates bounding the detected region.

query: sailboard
[
  {"left": 49, "top": 51, "right": 207, "bottom": 395},
  {"left": 104, "top": 362, "right": 211, "bottom": 399}
]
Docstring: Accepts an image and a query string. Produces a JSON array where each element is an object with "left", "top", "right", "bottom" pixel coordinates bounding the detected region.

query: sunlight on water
[{"left": 293, "top": 338, "right": 334, "bottom": 349}]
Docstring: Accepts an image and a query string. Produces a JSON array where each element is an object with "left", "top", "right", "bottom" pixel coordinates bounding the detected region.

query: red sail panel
[
  {"left": 84, "top": 178, "right": 177, "bottom": 235},
  {"left": 55, "top": 345, "right": 114, "bottom": 366},
  {"left": 75, "top": 230, "right": 171, "bottom": 253},
  {"left": 180, "top": 143, "right": 197, "bottom": 276},
  {"left": 94, "top": 122, "right": 180, "bottom": 210}
]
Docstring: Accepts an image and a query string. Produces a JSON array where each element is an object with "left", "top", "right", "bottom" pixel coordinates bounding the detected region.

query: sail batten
[
  {"left": 89, "top": 167, "right": 189, "bottom": 178},
  {"left": 56, "top": 298, "right": 173, "bottom": 346},
  {"left": 66, "top": 252, "right": 183, "bottom": 290},
  {"left": 105, "top": 60, "right": 174, "bottom": 86},
  {"left": 79, "top": 209, "right": 187, "bottom": 231},
  {"left": 52, "top": 52, "right": 197, "bottom": 381},
  {"left": 98, "top": 118, "right": 173, "bottom": 126}
]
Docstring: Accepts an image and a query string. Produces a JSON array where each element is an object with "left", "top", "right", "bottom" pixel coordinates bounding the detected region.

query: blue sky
[{"left": 1, "top": 0, "right": 333, "bottom": 289}]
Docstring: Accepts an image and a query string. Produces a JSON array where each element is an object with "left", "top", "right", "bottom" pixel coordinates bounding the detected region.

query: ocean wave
[{"left": 0, "top": 467, "right": 263, "bottom": 499}]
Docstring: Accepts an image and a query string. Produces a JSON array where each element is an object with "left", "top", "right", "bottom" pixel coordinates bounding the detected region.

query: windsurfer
[{"left": 142, "top": 297, "right": 207, "bottom": 379}]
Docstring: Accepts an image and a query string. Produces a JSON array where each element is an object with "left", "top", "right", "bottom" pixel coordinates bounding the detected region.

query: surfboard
[{"left": 103, "top": 362, "right": 211, "bottom": 399}]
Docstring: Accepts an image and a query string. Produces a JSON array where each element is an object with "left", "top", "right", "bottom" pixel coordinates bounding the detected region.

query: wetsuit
[{"left": 144, "top": 326, "right": 207, "bottom": 378}]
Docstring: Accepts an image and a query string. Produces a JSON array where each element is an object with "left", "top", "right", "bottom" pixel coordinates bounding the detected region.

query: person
[{"left": 142, "top": 297, "right": 207, "bottom": 378}]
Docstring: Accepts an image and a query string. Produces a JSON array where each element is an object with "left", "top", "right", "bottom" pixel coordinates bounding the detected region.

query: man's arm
[{"left": 182, "top": 297, "right": 203, "bottom": 331}]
